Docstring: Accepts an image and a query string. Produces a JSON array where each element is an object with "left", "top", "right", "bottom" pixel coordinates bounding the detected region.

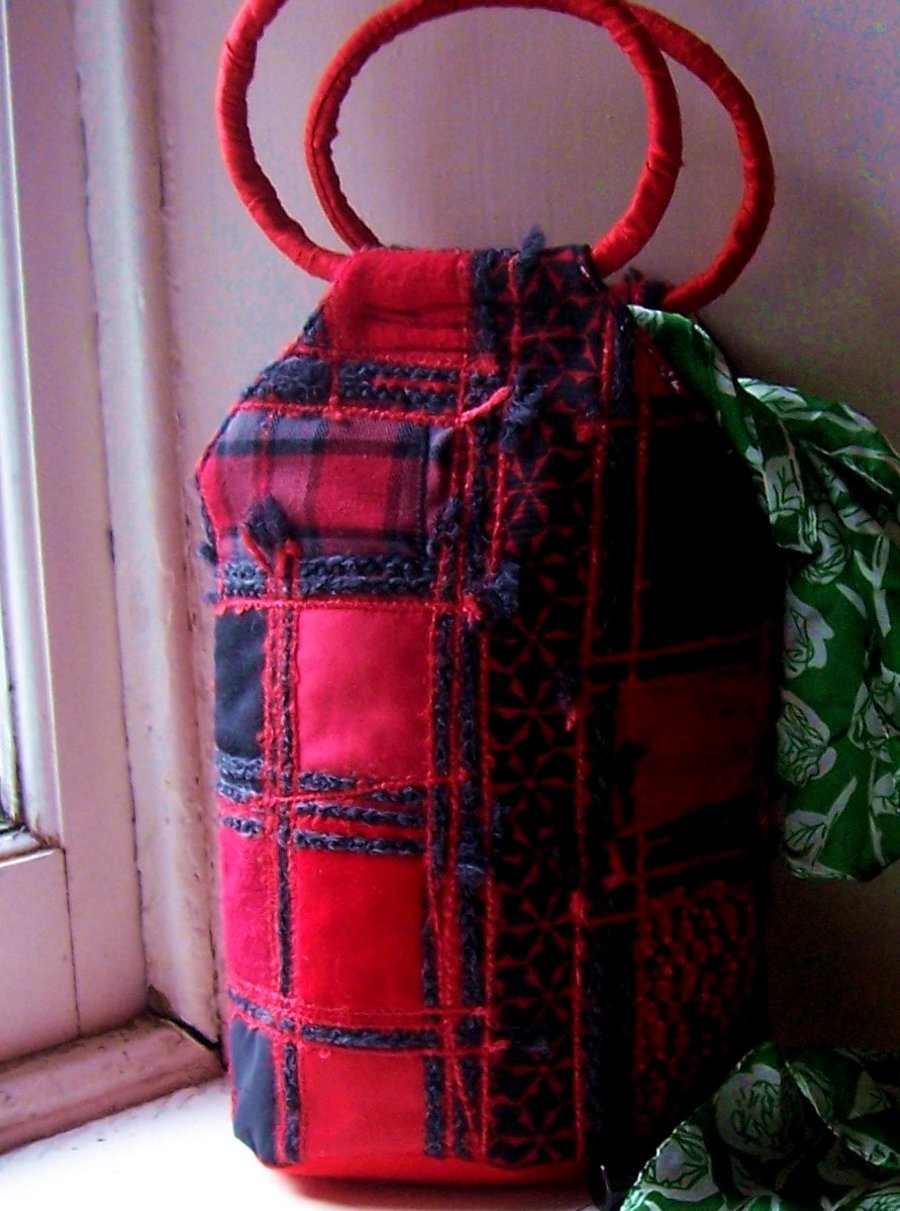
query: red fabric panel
[
  {"left": 219, "top": 814, "right": 279, "bottom": 989},
  {"left": 324, "top": 248, "right": 471, "bottom": 359},
  {"left": 617, "top": 665, "right": 774, "bottom": 830},
  {"left": 301, "top": 1047, "right": 426, "bottom": 1166},
  {"left": 292, "top": 847, "right": 426, "bottom": 1014},
  {"left": 297, "top": 607, "right": 431, "bottom": 781}
]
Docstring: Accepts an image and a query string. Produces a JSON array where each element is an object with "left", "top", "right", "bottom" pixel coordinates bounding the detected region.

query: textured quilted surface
[{"left": 196, "top": 243, "right": 784, "bottom": 1185}]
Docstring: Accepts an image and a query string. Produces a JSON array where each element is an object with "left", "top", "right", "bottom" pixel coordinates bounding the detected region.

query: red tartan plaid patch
[{"left": 201, "top": 409, "right": 454, "bottom": 561}]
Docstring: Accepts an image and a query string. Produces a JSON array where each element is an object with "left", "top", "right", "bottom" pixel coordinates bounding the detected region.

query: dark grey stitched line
[
  {"left": 280, "top": 611, "right": 294, "bottom": 796},
  {"left": 243, "top": 355, "right": 329, "bottom": 403},
  {"left": 467, "top": 372, "right": 504, "bottom": 405},
  {"left": 472, "top": 248, "right": 502, "bottom": 355},
  {"left": 217, "top": 780, "right": 257, "bottom": 804},
  {"left": 295, "top": 802, "right": 425, "bottom": 829},
  {"left": 299, "top": 772, "right": 425, "bottom": 801},
  {"left": 222, "top": 435, "right": 436, "bottom": 458},
  {"left": 221, "top": 816, "right": 264, "bottom": 836},
  {"left": 217, "top": 752, "right": 264, "bottom": 781},
  {"left": 339, "top": 360, "right": 460, "bottom": 386},
  {"left": 227, "top": 988, "right": 294, "bottom": 1032},
  {"left": 368, "top": 785, "right": 425, "bottom": 807},
  {"left": 300, "top": 1025, "right": 440, "bottom": 1050},
  {"left": 283, "top": 1043, "right": 300, "bottom": 1163},
  {"left": 301, "top": 553, "right": 427, "bottom": 578},
  {"left": 456, "top": 1016, "right": 485, "bottom": 1048},
  {"left": 298, "top": 771, "right": 356, "bottom": 791},
  {"left": 337, "top": 378, "right": 457, "bottom": 413},
  {"left": 467, "top": 418, "right": 493, "bottom": 582},
  {"left": 298, "top": 554, "right": 433, "bottom": 597},
  {"left": 459, "top": 629, "right": 480, "bottom": 775},
  {"left": 424, "top": 1056, "right": 446, "bottom": 1157},
  {"left": 296, "top": 569, "right": 434, "bottom": 596},
  {"left": 277, "top": 818, "right": 292, "bottom": 997},
  {"left": 431, "top": 784, "right": 449, "bottom": 882},
  {"left": 433, "top": 614, "right": 454, "bottom": 776},
  {"left": 458, "top": 781, "right": 487, "bottom": 1009},
  {"left": 222, "top": 561, "right": 267, "bottom": 598},
  {"left": 293, "top": 830, "right": 423, "bottom": 856}
]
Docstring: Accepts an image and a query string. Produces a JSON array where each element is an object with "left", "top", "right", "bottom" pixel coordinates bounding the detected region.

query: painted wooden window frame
[{"left": 0, "top": 0, "right": 220, "bottom": 1152}]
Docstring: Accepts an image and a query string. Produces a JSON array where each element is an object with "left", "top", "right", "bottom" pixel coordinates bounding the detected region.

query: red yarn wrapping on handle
[
  {"left": 304, "top": 1, "right": 775, "bottom": 309},
  {"left": 217, "top": 0, "right": 345, "bottom": 281},
  {"left": 631, "top": 5, "right": 774, "bottom": 312},
  {"left": 218, "top": 0, "right": 682, "bottom": 280}
]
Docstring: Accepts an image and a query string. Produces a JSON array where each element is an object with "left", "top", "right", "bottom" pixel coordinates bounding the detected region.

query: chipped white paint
[
  {"left": 0, "top": 1017, "right": 221, "bottom": 1155},
  {"left": 0, "top": 850, "right": 75, "bottom": 1065},
  {"left": 0, "top": 0, "right": 145, "bottom": 1057},
  {"left": 73, "top": 0, "right": 218, "bottom": 1043}
]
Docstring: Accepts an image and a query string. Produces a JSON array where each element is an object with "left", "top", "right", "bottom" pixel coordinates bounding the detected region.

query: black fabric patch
[
  {"left": 283, "top": 1042, "right": 300, "bottom": 1163},
  {"left": 215, "top": 610, "right": 266, "bottom": 759},
  {"left": 424, "top": 1055, "right": 446, "bottom": 1157},
  {"left": 230, "top": 1018, "right": 278, "bottom": 1165},
  {"left": 641, "top": 424, "right": 783, "bottom": 648}
]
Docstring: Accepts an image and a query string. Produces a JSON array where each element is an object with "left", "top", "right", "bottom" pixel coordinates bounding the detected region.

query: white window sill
[{"left": 2, "top": 1078, "right": 593, "bottom": 1211}]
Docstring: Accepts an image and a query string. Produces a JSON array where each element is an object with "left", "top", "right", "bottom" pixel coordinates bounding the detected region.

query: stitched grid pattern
[{"left": 198, "top": 244, "right": 782, "bottom": 1181}]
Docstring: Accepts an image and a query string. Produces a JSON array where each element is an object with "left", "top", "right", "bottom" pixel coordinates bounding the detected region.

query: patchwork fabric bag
[{"left": 199, "top": 0, "right": 900, "bottom": 1202}]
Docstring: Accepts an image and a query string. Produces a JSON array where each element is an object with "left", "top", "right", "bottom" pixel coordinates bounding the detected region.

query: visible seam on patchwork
[
  {"left": 294, "top": 802, "right": 425, "bottom": 829},
  {"left": 292, "top": 831, "right": 424, "bottom": 856}
]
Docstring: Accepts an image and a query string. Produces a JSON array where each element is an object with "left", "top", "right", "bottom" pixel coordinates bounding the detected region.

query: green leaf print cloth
[
  {"left": 617, "top": 307, "right": 900, "bottom": 1211},
  {"left": 621, "top": 1044, "right": 900, "bottom": 1210}
]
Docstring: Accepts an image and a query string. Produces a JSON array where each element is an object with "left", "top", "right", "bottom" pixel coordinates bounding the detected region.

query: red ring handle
[
  {"left": 631, "top": 5, "right": 775, "bottom": 312},
  {"left": 218, "top": 0, "right": 682, "bottom": 281},
  {"left": 306, "top": 2, "right": 775, "bottom": 310},
  {"left": 217, "top": 0, "right": 344, "bottom": 281}
]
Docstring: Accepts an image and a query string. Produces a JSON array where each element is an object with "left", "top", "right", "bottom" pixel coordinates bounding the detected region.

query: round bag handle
[
  {"left": 306, "top": 2, "right": 776, "bottom": 311},
  {"left": 217, "top": 0, "right": 683, "bottom": 282}
]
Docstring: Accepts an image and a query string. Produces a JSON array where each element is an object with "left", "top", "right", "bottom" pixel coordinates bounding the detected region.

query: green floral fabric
[
  {"left": 629, "top": 306, "right": 900, "bottom": 882},
  {"left": 617, "top": 308, "right": 900, "bottom": 1211},
  {"left": 621, "top": 1044, "right": 900, "bottom": 1210}
]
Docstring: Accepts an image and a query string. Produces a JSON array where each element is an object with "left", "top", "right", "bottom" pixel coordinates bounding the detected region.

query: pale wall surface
[{"left": 153, "top": 0, "right": 899, "bottom": 1045}]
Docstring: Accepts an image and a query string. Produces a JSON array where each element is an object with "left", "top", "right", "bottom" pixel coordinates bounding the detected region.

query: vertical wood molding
[
  {"left": 73, "top": 0, "right": 218, "bottom": 1041},
  {"left": 0, "top": 0, "right": 147, "bottom": 1038}
]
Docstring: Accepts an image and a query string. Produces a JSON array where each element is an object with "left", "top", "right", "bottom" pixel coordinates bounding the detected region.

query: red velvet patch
[
  {"left": 325, "top": 248, "right": 471, "bottom": 358},
  {"left": 297, "top": 607, "right": 431, "bottom": 781},
  {"left": 617, "top": 665, "right": 773, "bottom": 830},
  {"left": 292, "top": 846, "right": 426, "bottom": 1014},
  {"left": 219, "top": 815, "right": 279, "bottom": 989},
  {"left": 301, "top": 1045, "right": 426, "bottom": 1163}
]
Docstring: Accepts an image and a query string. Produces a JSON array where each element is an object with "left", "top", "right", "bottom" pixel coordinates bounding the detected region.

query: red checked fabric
[{"left": 196, "top": 241, "right": 785, "bottom": 1188}]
